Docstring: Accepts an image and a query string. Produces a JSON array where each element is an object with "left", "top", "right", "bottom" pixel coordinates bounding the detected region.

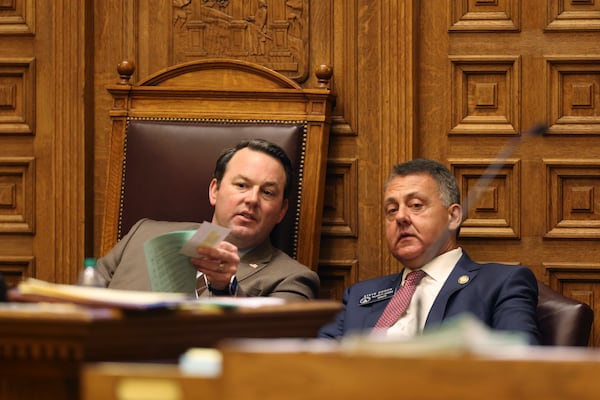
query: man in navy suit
[{"left": 319, "top": 159, "right": 541, "bottom": 344}]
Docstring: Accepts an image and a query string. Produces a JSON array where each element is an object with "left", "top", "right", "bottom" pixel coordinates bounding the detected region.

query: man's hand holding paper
[
  {"left": 179, "top": 221, "right": 231, "bottom": 257},
  {"left": 181, "top": 222, "right": 238, "bottom": 293}
]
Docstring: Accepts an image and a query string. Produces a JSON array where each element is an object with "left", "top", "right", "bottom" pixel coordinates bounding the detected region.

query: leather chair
[
  {"left": 119, "top": 120, "right": 307, "bottom": 259},
  {"left": 101, "top": 59, "right": 335, "bottom": 271},
  {"left": 537, "top": 281, "right": 594, "bottom": 346}
]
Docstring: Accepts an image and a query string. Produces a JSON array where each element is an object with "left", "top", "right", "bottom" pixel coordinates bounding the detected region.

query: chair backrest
[
  {"left": 101, "top": 59, "right": 335, "bottom": 270},
  {"left": 537, "top": 281, "right": 594, "bottom": 346}
]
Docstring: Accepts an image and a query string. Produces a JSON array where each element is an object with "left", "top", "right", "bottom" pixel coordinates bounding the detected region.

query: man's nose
[
  {"left": 244, "top": 187, "right": 260, "bottom": 203},
  {"left": 395, "top": 205, "right": 409, "bottom": 224}
]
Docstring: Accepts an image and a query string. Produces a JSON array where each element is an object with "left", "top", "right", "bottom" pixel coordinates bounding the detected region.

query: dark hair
[
  {"left": 386, "top": 158, "right": 461, "bottom": 207},
  {"left": 213, "top": 138, "right": 294, "bottom": 199}
]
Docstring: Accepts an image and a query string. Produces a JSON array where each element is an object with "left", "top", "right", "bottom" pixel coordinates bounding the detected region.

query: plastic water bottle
[{"left": 77, "top": 257, "right": 106, "bottom": 287}]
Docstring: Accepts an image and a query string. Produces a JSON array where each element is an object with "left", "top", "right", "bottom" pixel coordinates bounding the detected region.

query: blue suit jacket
[{"left": 319, "top": 252, "right": 541, "bottom": 345}]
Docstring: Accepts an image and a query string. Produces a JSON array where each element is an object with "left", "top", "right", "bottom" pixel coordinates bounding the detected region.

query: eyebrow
[
  {"left": 384, "top": 190, "right": 421, "bottom": 204},
  {"left": 383, "top": 197, "right": 397, "bottom": 206},
  {"left": 232, "top": 175, "right": 281, "bottom": 189}
]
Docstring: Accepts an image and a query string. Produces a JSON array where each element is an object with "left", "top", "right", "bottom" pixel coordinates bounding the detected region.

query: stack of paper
[{"left": 12, "top": 278, "right": 192, "bottom": 310}]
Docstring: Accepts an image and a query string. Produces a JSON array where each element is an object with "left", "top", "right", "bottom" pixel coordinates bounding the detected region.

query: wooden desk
[
  {"left": 219, "top": 344, "right": 600, "bottom": 400},
  {"left": 83, "top": 363, "right": 219, "bottom": 400},
  {"left": 0, "top": 300, "right": 340, "bottom": 400},
  {"left": 83, "top": 344, "right": 600, "bottom": 400}
]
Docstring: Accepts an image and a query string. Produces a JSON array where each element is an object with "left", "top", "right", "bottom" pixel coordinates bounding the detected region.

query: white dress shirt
[{"left": 386, "top": 247, "right": 463, "bottom": 338}]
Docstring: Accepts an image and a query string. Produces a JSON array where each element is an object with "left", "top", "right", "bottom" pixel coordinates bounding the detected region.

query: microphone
[
  {"left": 415, "top": 294, "right": 422, "bottom": 336},
  {"left": 464, "top": 123, "right": 547, "bottom": 214}
]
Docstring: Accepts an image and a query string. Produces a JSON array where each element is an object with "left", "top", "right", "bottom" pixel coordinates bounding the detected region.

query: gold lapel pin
[{"left": 458, "top": 275, "right": 470, "bottom": 285}]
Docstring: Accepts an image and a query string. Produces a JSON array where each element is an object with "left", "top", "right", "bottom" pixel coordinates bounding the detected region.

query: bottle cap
[{"left": 83, "top": 257, "right": 97, "bottom": 268}]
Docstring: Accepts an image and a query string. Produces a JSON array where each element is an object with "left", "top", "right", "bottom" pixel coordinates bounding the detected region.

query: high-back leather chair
[
  {"left": 537, "top": 281, "right": 594, "bottom": 346},
  {"left": 101, "top": 59, "right": 335, "bottom": 271}
]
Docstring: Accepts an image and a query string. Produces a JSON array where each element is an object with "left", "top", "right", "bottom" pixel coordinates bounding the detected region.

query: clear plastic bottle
[{"left": 77, "top": 257, "right": 106, "bottom": 287}]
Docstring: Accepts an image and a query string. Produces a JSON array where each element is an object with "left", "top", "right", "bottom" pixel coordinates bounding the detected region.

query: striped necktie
[{"left": 373, "top": 270, "right": 427, "bottom": 330}]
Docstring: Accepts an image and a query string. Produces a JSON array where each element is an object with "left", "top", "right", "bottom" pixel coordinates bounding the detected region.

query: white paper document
[{"left": 179, "top": 222, "right": 231, "bottom": 257}]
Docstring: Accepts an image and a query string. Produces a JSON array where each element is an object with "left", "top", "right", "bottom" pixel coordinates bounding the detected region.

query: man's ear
[
  {"left": 277, "top": 198, "right": 289, "bottom": 223},
  {"left": 208, "top": 178, "right": 218, "bottom": 206},
  {"left": 448, "top": 203, "right": 463, "bottom": 230}
]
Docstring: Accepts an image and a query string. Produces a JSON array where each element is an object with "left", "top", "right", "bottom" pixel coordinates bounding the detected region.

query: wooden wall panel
[
  {"left": 4, "top": 1, "right": 599, "bottom": 347},
  {"left": 322, "top": 158, "right": 358, "bottom": 237},
  {"left": 317, "top": 259, "right": 358, "bottom": 301},
  {"left": 0, "top": 0, "right": 90, "bottom": 287},
  {"left": 0, "top": 0, "right": 34, "bottom": 34},
  {"left": 546, "top": 57, "right": 600, "bottom": 135},
  {"left": 0, "top": 255, "right": 34, "bottom": 288},
  {"left": 545, "top": 160, "right": 600, "bottom": 238},
  {"left": 0, "top": 58, "right": 35, "bottom": 135},
  {"left": 420, "top": 0, "right": 600, "bottom": 345},
  {"left": 451, "top": 158, "right": 521, "bottom": 238},
  {"left": 2, "top": 0, "right": 600, "bottom": 346},
  {"left": 0, "top": 157, "right": 35, "bottom": 233},
  {"left": 546, "top": 0, "right": 600, "bottom": 31},
  {"left": 449, "top": 55, "right": 520, "bottom": 135},
  {"left": 449, "top": 0, "right": 520, "bottom": 32}
]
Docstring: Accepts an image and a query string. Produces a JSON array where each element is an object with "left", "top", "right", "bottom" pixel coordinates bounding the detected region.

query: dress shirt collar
[{"left": 403, "top": 247, "right": 463, "bottom": 283}]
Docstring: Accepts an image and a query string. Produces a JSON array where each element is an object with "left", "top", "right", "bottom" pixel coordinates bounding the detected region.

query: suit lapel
[
  {"left": 362, "top": 274, "right": 403, "bottom": 328},
  {"left": 235, "top": 240, "right": 274, "bottom": 281},
  {"left": 425, "top": 253, "right": 480, "bottom": 327}
]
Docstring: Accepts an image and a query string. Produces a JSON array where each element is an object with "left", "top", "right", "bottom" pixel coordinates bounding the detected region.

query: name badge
[{"left": 358, "top": 287, "right": 394, "bottom": 306}]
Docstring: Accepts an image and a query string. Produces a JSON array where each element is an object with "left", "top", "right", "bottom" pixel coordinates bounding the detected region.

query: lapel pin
[{"left": 458, "top": 275, "right": 469, "bottom": 285}]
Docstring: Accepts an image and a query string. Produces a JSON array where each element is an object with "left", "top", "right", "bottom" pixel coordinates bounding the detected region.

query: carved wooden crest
[{"left": 172, "top": 0, "right": 309, "bottom": 81}]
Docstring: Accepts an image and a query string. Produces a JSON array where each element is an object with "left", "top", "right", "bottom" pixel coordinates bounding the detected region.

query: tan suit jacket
[{"left": 96, "top": 219, "right": 319, "bottom": 301}]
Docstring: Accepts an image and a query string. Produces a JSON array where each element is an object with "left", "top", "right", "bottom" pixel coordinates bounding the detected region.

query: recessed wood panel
[
  {"left": 0, "top": 157, "right": 34, "bottom": 233},
  {"left": 0, "top": 0, "right": 34, "bottom": 34},
  {"left": 317, "top": 259, "right": 358, "bottom": 301},
  {"left": 449, "top": 55, "right": 520, "bottom": 135},
  {"left": 451, "top": 158, "right": 521, "bottom": 238},
  {"left": 0, "top": 256, "right": 34, "bottom": 288},
  {"left": 544, "top": 263, "right": 599, "bottom": 306},
  {"left": 322, "top": 158, "right": 357, "bottom": 237},
  {"left": 546, "top": 57, "right": 600, "bottom": 135},
  {"left": 449, "top": 0, "right": 520, "bottom": 31},
  {"left": 0, "top": 58, "right": 35, "bottom": 135},
  {"left": 546, "top": 0, "right": 600, "bottom": 31},
  {"left": 545, "top": 160, "right": 600, "bottom": 238}
]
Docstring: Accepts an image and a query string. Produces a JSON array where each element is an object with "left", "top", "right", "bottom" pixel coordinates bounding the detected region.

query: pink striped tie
[{"left": 373, "top": 270, "right": 427, "bottom": 329}]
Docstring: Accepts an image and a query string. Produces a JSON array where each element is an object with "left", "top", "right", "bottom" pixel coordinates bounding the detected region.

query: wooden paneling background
[
  {"left": 0, "top": 0, "right": 90, "bottom": 288},
  {"left": 1, "top": 0, "right": 600, "bottom": 345}
]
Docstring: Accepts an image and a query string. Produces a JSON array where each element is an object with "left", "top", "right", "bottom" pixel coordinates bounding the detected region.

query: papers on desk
[
  {"left": 340, "top": 313, "right": 530, "bottom": 358},
  {"left": 190, "top": 296, "right": 286, "bottom": 309},
  {"left": 12, "top": 278, "right": 193, "bottom": 310},
  {"left": 11, "top": 278, "right": 287, "bottom": 312}
]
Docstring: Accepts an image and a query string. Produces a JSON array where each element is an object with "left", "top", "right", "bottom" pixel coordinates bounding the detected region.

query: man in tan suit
[{"left": 96, "top": 139, "right": 319, "bottom": 301}]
